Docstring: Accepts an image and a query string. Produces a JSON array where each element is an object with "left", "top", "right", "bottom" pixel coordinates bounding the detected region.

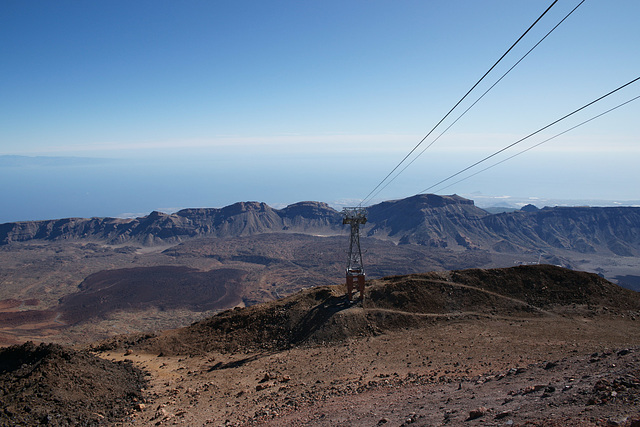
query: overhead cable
[
  {"left": 419, "top": 76, "right": 640, "bottom": 194},
  {"left": 432, "top": 94, "right": 640, "bottom": 194},
  {"left": 359, "top": 0, "right": 559, "bottom": 207},
  {"left": 363, "top": 0, "right": 585, "bottom": 205}
]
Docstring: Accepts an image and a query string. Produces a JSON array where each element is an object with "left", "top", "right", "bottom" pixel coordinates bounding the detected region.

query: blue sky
[{"left": 1, "top": 1, "right": 639, "bottom": 222}]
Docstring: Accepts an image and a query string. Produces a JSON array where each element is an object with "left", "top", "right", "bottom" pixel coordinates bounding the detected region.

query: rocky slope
[
  {"left": 2, "top": 265, "right": 640, "bottom": 426},
  {"left": 59, "top": 266, "right": 247, "bottom": 325},
  {"left": 95, "top": 265, "right": 640, "bottom": 357},
  {"left": 37, "top": 264, "right": 640, "bottom": 427},
  {"left": 0, "top": 342, "right": 147, "bottom": 426},
  {"left": 481, "top": 206, "right": 640, "bottom": 256},
  {"left": 365, "top": 194, "right": 491, "bottom": 247}
]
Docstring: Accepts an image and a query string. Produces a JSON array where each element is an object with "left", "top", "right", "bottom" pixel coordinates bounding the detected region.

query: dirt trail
[
  {"left": 409, "top": 277, "right": 557, "bottom": 315},
  {"left": 362, "top": 307, "right": 556, "bottom": 322}
]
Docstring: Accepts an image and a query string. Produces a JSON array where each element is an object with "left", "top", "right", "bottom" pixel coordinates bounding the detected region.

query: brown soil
[
  {"left": 0, "top": 299, "right": 22, "bottom": 310},
  {"left": 258, "top": 346, "right": 640, "bottom": 426},
  {"left": 0, "top": 235, "right": 498, "bottom": 346},
  {"left": 0, "top": 309, "right": 57, "bottom": 328},
  {"left": 2, "top": 265, "right": 640, "bottom": 426},
  {"left": 86, "top": 265, "right": 640, "bottom": 426},
  {"left": 111, "top": 318, "right": 640, "bottom": 427},
  {"left": 0, "top": 341, "right": 148, "bottom": 426}
]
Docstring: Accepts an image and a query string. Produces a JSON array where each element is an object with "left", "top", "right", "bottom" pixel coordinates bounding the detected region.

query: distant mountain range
[
  {"left": 0, "top": 201, "right": 342, "bottom": 246},
  {"left": 1, "top": 194, "right": 639, "bottom": 257}
]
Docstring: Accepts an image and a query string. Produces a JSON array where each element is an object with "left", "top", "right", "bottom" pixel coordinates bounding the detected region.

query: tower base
[{"left": 346, "top": 274, "right": 365, "bottom": 301}]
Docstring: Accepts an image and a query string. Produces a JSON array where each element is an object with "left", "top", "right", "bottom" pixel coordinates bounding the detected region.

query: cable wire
[
  {"left": 419, "top": 76, "right": 640, "bottom": 194},
  {"left": 359, "top": 0, "right": 559, "bottom": 207},
  {"left": 431, "top": 94, "right": 640, "bottom": 194},
  {"left": 362, "top": 0, "right": 585, "bottom": 205}
]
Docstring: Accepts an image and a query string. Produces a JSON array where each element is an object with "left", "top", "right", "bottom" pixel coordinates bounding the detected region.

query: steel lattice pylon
[{"left": 342, "top": 207, "right": 367, "bottom": 300}]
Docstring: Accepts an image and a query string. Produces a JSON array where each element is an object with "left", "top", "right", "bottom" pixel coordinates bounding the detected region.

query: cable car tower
[{"left": 342, "top": 207, "right": 367, "bottom": 301}]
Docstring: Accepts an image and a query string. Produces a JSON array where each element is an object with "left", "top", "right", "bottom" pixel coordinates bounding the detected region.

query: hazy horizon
[{"left": 1, "top": 154, "right": 639, "bottom": 224}]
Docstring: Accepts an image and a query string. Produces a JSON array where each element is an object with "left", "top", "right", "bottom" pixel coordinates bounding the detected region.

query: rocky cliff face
[
  {"left": 1, "top": 196, "right": 639, "bottom": 256},
  {"left": 365, "top": 194, "right": 491, "bottom": 248},
  {"left": 479, "top": 207, "right": 640, "bottom": 256},
  {"left": 365, "top": 195, "right": 640, "bottom": 256}
]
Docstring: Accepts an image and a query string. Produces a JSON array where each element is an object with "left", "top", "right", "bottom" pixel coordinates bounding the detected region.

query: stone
[{"left": 468, "top": 406, "right": 488, "bottom": 420}]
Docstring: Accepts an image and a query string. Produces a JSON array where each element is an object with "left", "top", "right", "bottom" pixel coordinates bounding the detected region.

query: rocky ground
[
  {"left": 260, "top": 346, "right": 640, "bottom": 426},
  {"left": 2, "top": 265, "right": 640, "bottom": 426},
  {"left": 105, "top": 317, "right": 640, "bottom": 427},
  {"left": 96, "top": 266, "right": 640, "bottom": 426},
  {"left": 0, "top": 342, "right": 147, "bottom": 426}
]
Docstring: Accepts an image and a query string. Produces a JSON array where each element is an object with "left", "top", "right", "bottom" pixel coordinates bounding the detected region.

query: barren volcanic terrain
[
  {"left": 0, "top": 342, "right": 147, "bottom": 426},
  {"left": 3, "top": 265, "right": 637, "bottom": 426},
  {"left": 1, "top": 194, "right": 640, "bottom": 349},
  {"left": 1, "top": 195, "right": 640, "bottom": 425},
  {"left": 0, "top": 233, "right": 509, "bottom": 346}
]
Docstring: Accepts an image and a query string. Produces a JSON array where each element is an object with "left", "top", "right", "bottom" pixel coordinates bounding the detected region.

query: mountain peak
[
  {"left": 378, "top": 193, "right": 475, "bottom": 209},
  {"left": 1, "top": 196, "right": 639, "bottom": 257},
  {"left": 279, "top": 201, "right": 340, "bottom": 218},
  {"left": 220, "top": 201, "right": 270, "bottom": 215}
]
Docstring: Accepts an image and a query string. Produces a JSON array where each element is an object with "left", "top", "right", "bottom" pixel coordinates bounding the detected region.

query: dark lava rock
[{"left": 0, "top": 341, "right": 147, "bottom": 426}]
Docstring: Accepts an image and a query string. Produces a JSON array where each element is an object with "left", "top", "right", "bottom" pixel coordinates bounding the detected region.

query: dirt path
[{"left": 409, "top": 277, "right": 557, "bottom": 315}]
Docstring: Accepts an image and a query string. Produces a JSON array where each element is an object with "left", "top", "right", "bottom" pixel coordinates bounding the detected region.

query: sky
[{"left": 1, "top": 0, "right": 639, "bottom": 222}]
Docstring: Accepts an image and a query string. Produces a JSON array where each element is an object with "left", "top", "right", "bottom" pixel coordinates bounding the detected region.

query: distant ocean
[
  {"left": 0, "top": 154, "right": 385, "bottom": 223},
  {"left": 1, "top": 152, "right": 638, "bottom": 224}
]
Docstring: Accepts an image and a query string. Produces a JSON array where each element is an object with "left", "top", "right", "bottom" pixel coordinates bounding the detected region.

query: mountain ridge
[
  {"left": 1, "top": 194, "right": 639, "bottom": 257},
  {"left": 0, "top": 200, "right": 342, "bottom": 245}
]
